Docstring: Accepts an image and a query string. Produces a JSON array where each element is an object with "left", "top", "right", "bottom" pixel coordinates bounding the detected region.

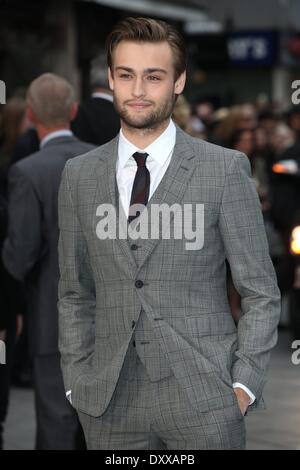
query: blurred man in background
[
  {"left": 2, "top": 73, "right": 94, "bottom": 449},
  {"left": 72, "top": 53, "right": 120, "bottom": 145}
]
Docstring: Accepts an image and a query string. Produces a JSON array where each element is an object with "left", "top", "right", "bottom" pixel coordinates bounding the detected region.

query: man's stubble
[{"left": 113, "top": 91, "right": 177, "bottom": 132}]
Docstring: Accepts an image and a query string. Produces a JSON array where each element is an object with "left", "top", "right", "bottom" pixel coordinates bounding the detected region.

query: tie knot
[{"left": 133, "top": 152, "right": 148, "bottom": 168}]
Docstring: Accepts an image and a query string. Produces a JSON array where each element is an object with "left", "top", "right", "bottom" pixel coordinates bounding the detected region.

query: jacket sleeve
[
  {"left": 2, "top": 164, "right": 42, "bottom": 281},
  {"left": 57, "top": 160, "right": 96, "bottom": 392},
  {"left": 218, "top": 151, "right": 281, "bottom": 407}
]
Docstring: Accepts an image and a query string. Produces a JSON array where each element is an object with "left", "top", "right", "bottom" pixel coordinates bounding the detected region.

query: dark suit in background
[
  {"left": 2, "top": 135, "right": 94, "bottom": 449},
  {"left": 72, "top": 94, "right": 120, "bottom": 146},
  {"left": 10, "top": 128, "right": 40, "bottom": 165},
  {"left": 9, "top": 127, "right": 40, "bottom": 389}
]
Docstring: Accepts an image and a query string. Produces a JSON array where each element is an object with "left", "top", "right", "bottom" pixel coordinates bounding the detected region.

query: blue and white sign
[{"left": 228, "top": 32, "right": 277, "bottom": 66}]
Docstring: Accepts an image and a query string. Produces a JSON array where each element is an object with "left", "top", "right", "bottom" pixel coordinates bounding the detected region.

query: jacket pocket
[{"left": 186, "top": 312, "right": 237, "bottom": 338}]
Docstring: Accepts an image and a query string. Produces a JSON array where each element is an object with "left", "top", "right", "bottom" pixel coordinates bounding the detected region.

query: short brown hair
[{"left": 106, "top": 17, "right": 187, "bottom": 81}]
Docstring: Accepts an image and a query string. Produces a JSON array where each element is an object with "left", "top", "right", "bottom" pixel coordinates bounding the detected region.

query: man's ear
[
  {"left": 108, "top": 67, "right": 114, "bottom": 91},
  {"left": 70, "top": 102, "right": 78, "bottom": 122},
  {"left": 26, "top": 106, "right": 37, "bottom": 126},
  {"left": 174, "top": 70, "right": 186, "bottom": 95}
]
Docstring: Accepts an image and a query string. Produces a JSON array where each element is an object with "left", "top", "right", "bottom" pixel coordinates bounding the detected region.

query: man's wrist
[{"left": 233, "top": 382, "right": 256, "bottom": 405}]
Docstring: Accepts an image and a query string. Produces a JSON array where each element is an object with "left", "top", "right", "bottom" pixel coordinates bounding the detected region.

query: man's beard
[{"left": 113, "top": 93, "right": 177, "bottom": 131}]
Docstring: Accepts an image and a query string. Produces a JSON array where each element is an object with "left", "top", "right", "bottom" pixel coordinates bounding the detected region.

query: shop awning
[{"left": 83, "top": 0, "right": 222, "bottom": 32}]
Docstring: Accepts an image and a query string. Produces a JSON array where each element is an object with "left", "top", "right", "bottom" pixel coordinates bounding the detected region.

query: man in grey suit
[
  {"left": 58, "top": 18, "right": 281, "bottom": 450},
  {"left": 2, "top": 74, "right": 94, "bottom": 449}
]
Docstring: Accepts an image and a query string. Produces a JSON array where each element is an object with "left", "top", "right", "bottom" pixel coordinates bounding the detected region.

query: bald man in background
[{"left": 2, "top": 74, "right": 94, "bottom": 449}]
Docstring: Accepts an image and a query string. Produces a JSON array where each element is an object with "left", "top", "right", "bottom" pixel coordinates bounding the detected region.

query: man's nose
[{"left": 132, "top": 77, "right": 145, "bottom": 97}]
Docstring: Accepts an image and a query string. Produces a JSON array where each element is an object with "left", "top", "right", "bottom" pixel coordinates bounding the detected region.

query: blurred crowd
[
  {"left": 173, "top": 96, "right": 300, "bottom": 320},
  {"left": 173, "top": 95, "right": 300, "bottom": 199},
  {"left": 1, "top": 56, "right": 300, "bottom": 449}
]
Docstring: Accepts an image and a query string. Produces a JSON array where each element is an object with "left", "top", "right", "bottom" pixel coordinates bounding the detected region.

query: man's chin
[{"left": 122, "top": 116, "right": 155, "bottom": 130}]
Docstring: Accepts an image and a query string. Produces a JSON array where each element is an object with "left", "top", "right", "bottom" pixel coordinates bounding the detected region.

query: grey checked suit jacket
[{"left": 57, "top": 127, "right": 281, "bottom": 417}]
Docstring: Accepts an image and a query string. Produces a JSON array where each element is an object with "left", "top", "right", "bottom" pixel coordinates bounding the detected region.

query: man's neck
[
  {"left": 37, "top": 125, "right": 71, "bottom": 142},
  {"left": 121, "top": 119, "right": 170, "bottom": 149}
]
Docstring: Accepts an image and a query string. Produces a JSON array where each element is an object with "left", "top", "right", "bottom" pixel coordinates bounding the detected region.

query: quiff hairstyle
[{"left": 106, "top": 17, "right": 187, "bottom": 81}]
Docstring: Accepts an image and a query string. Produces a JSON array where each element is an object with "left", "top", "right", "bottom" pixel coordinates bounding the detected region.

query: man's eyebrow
[
  {"left": 115, "top": 66, "right": 134, "bottom": 73},
  {"left": 115, "top": 66, "right": 168, "bottom": 75},
  {"left": 144, "top": 68, "right": 168, "bottom": 74}
]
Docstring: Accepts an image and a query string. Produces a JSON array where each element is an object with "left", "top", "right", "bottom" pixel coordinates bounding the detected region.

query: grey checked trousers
[{"left": 77, "top": 342, "right": 246, "bottom": 450}]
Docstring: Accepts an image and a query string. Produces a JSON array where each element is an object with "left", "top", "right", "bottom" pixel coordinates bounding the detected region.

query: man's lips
[{"left": 126, "top": 102, "right": 152, "bottom": 109}]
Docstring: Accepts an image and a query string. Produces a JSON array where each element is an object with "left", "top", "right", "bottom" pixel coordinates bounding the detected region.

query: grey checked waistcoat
[{"left": 130, "top": 236, "right": 173, "bottom": 382}]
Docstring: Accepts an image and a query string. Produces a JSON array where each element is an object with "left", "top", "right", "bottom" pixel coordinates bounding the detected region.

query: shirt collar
[
  {"left": 118, "top": 119, "right": 176, "bottom": 170},
  {"left": 40, "top": 130, "right": 73, "bottom": 149},
  {"left": 92, "top": 92, "right": 113, "bottom": 102}
]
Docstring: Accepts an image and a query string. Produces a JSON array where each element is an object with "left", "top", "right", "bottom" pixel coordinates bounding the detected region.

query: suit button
[
  {"left": 131, "top": 244, "right": 138, "bottom": 251},
  {"left": 135, "top": 280, "right": 144, "bottom": 288}
]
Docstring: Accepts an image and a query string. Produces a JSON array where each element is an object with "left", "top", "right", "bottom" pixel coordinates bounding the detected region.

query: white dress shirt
[{"left": 117, "top": 119, "right": 176, "bottom": 218}]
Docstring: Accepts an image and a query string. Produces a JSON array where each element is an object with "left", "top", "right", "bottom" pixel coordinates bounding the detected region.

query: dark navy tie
[{"left": 128, "top": 152, "right": 150, "bottom": 223}]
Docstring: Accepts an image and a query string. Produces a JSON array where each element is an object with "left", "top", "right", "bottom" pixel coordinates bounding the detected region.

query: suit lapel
[
  {"left": 135, "top": 127, "right": 196, "bottom": 272},
  {"left": 94, "top": 127, "right": 197, "bottom": 272},
  {"left": 95, "top": 136, "right": 138, "bottom": 269}
]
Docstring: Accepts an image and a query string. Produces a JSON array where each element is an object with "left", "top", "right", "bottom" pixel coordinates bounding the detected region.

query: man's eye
[
  {"left": 148, "top": 76, "right": 160, "bottom": 81},
  {"left": 120, "top": 74, "right": 132, "bottom": 79}
]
